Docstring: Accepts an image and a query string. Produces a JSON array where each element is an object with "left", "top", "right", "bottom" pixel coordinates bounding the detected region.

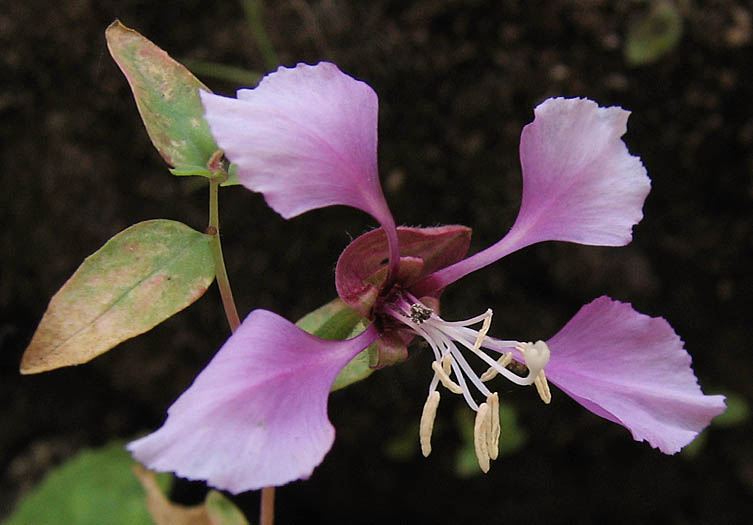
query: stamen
[
  {"left": 533, "top": 370, "right": 552, "bottom": 404},
  {"left": 473, "top": 402, "right": 491, "bottom": 473},
  {"left": 486, "top": 393, "right": 500, "bottom": 460},
  {"left": 419, "top": 391, "right": 441, "bottom": 457},
  {"left": 480, "top": 352, "right": 513, "bottom": 382},
  {"left": 431, "top": 360, "right": 463, "bottom": 394},
  {"left": 446, "top": 326, "right": 542, "bottom": 386},
  {"left": 384, "top": 295, "right": 552, "bottom": 475},
  {"left": 473, "top": 310, "right": 493, "bottom": 351},
  {"left": 441, "top": 354, "right": 452, "bottom": 375}
]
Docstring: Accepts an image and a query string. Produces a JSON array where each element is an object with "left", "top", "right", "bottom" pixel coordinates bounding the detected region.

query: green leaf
[
  {"left": 712, "top": 393, "right": 749, "bottom": 427},
  {"left": 106, "top": 20, "right": 220, "bottom": 173},
  {"left": 624, "top": 1, "right": 683, "bottom": 66},
  {"left": 3, "top": 441, "right": 249, "bottom": 525},
  {"left": 132, "top": 467, "right": 248, "bottom": 525},
  {"left": 170, "top": 165, "right": 213, "bottom": 178},
  {"left": 683, "top": 392, "right": 748, "bottom": 458},
  {"left": 296, "top": 297, "right": 376, "bottom": 391},
  {"left": 4, "top": 443, "right": 155, "bottom": 525},
  {"left": 21, "top": 220, "right": 215, "bottom": 374},
  {"left": 204, "top": 491, "right": 249, "bottom": 525},
  {"left": 383, "top": 422, "right": 420, "bottom": 461},
  {"left": 220, "top": 164, "right": 241, "bottom": 187},
  {"left": 170, "top": 163, "right": 239, "bottom": 186}
]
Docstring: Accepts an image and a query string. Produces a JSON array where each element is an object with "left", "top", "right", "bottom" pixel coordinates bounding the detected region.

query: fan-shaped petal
[
  {"left": 128, "top": 309, "right": 379, "bottom": 493},
  {"left": 544, "top": 297, "right": 725, "bottom": 454},
  {"left": 514, "top": 97, "right": 650, "bottom": 246},
  {"left": 413, "top": 98, "right": 649, "bottom": 295},
  {"left": 200, "top": 62, "right": 395, "bottom": 231}
]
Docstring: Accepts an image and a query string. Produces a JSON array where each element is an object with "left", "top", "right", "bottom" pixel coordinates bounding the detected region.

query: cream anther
[
  {"left": 487, "top": 393, "right": 500, "bottom": 460},
  {"left": 419, "top": 391, "right": 441, "bottom": 456},
  {"left": 534, "top": 370, "right": 552, "bottom": 404},
  {"left": 473, "top": 402, "right": 492, "bottom": 473},
  {"left": 473, "top": 310, "right": 493, "bottom": 352},
  {"left": 441, "top": 354, "right": 452, "bottom": 375},
  {"left": 383, "top": 294, "right": 553, "bottom": 473},
  {"left": 480, "top": 352, "right": 513, "bottom": 382},
  {"left": 431, "top": 360, "right": 463, "bottom": 394}
]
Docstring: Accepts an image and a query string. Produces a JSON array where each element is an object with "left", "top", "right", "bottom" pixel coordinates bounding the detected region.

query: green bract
[{"left": 296, "top": 297, "right": 375, "bottom": 391}]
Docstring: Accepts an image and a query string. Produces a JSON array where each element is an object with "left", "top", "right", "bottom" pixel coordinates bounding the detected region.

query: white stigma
[{"left": 383, "top": 292, "right": 552, "bottom": 473}]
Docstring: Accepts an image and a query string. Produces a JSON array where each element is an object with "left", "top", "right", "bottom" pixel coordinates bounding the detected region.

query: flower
[{"left": 128, "top": 62, "right": 726, "bottom": 493}]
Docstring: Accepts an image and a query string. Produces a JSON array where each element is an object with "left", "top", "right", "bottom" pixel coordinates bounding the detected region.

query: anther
[
  {"left": 533, "top": 370, "right": 552, "bottom": 404},
  {"left": 473, "top": 403, "right": 491, "bottom": 473},
  {"left": 480, "top": 352, "right": 514, "bottom": 382},
  {"left": 419, "top": 391, "right": 441, "bottom": 457},
  {"left": 487, "top": 393, "right": 500, "bottom": 460},
  {"left": 473, "top": 310, "right": 493, "bottom": 352},
  {"left": 431, "top": 360, "right": 464, "bottom": 394},
  {"left": 441, "top": 354, "right": 452, "bottom": 375}
]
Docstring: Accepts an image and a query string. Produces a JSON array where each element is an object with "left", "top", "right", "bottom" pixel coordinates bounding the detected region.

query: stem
[
  {"left": 181, "top": 58, "right": 262, "bottom": 87},
  {"left": 240, "top": 0, "right": 279, "bottom": 71},
  {"left": 208, "top": 179, "right": 241, "bottom": 332},
  {"left": 207, "top": 177, "right": 275, "bottom": 524},
  {"left": 260, "top": 486, "right": 275, "bottom": 525}
]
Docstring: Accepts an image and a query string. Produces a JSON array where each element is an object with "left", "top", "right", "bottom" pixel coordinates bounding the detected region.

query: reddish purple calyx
[{"left": 335, "top": 225, "right": 471, "bottom": 366}]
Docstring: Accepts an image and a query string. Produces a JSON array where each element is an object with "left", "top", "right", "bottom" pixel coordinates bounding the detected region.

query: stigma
[{"left": 383, "top": 291, "right": 551, "bottom": 472}]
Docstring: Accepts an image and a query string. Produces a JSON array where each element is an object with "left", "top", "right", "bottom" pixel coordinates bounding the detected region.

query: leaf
[
  {"left": 624, "top": 1, "right": 683, "bottom": 66},
  {"left": 4, "top": 442, "right": 156, "bottom": 525},
  {"left": 295, "top": 297, "right": 376, "bottom": 391},
  {"left": 712, "top": 392, "right": 749, "bottom": 427},
  {"left": 132, "top": 465, "right": 210, "bottom": 525},
  {"left": 221, "top": 164, "right": 241, "bottom": 187},
  {"left": 3, "top": 442, "right": 248, "bottom": 525},
  {"left": 106, "top": 20, "right": 220, "bottom": 173},
  {"left": 132, "top": 467, "right": 249, "bottom": 525},
  {"left": 204, "top": 491, "right": 249, "bottom": 525},
  {"left": 21, "top": 220, "right": 215, "bottom": 374}
]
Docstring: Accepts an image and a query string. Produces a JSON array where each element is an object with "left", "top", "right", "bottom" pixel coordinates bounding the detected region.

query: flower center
[{"left": 381, "top": 291, "right": 551, "bottom": 472}]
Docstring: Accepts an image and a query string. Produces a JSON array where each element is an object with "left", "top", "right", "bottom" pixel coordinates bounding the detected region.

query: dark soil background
[{"left": 2, "top": 1, "right": 752, "bottom": 523}]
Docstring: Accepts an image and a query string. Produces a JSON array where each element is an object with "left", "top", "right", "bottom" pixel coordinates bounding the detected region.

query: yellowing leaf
[
  {"left": 106, "top": 20, "right": 220, "bottom": 174},
  {"left": 133, "top": 466, "right": 211, "bottom": 525},
  {"left": 133, "top": 466, "right": 249, "bottom": 525},
  {"left": 21, "top": 220, "right": 215, "bottom": 374}
]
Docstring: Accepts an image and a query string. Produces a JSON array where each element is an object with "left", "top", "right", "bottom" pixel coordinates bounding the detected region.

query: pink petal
[
  {"left": 128, "top": 309, "right": 379, "bottom": 493},
  {"left": 412, "top": 98, "right": 649, "bottom": 296},
  {"left": 200, "top": 62, "right": 396, "bottom": 231},
  {"left": 544, "top": 296, "right": 726, "bottom": 454},
  {"left": 515, "top": 97, "right": 650, "bottom": 246}
]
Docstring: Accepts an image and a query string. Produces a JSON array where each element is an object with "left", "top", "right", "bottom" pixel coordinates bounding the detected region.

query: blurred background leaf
[
  {"left": 624, "top": 1, "right": 683, "bottom": 66},
  {"left": 3, "top": 442, "right": 161, "bottom": 525}
]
